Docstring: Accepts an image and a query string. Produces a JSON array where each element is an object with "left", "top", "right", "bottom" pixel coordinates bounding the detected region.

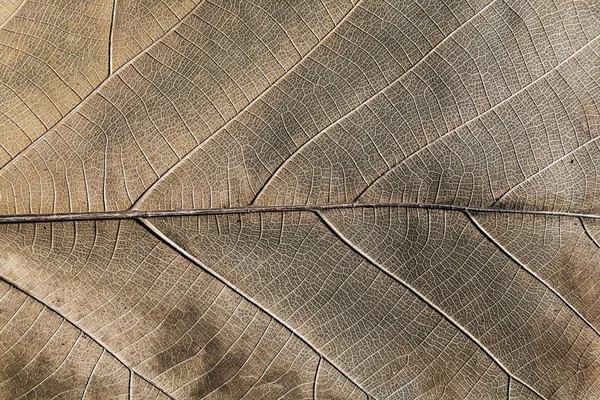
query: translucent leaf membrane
[{"left": 0, "top": 1, "right": 25, "bottom": 27}]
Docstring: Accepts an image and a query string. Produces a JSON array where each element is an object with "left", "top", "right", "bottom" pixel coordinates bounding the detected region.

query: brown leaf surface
[{"left": 1, "top": 0, "right": 600, "bottom": 398}]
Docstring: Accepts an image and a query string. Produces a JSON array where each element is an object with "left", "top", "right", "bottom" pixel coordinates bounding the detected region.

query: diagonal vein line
[
  {"left": 313, "top": 356, "right": 322, "bottom": 400},
  {"left": 251, "top": 0, "right": 499, "bottom": 204},
  {"left": 128, "top": 369, "right": 133, "bottom": 400},
  {"left": 0, "top": 0, "right": 208, "bottom": 172},
  {"left": 131, "top": 0, "right": 365, "bottom": 209},
  {"left": 581, "top": 217, "right": 600, "bottom": 249},
  {"left": 137, "top": 217, "right": 371, "bottom": 399},
  {"left": 356, "top": 32, "right": 600, "bottom": 202},
  {"left": 0, "top": 0, "right": 27, "bottom": 31},
  {"left": 315, "top": 210, "right": 547, "bottom": 400},
  {"left": 466, "top": 211, "right": 600, "bottom": 337},
  {"left": 81, "top": 349, "right": 104, "bottom": 400},
  {"left": 0, "top": 275, "right": 176, "bottom": 400},
  {"left": 108, "top": 0, "right": 117, "bottom": 75},
  {"left": 20, "top": 328, "right": 82, "bottom": 398},
  {"left": 492, "top": 127, "right": 600, "bottom": 207},
  {"left": 2, "top": 202, "right": 600, "bottom": 224}
]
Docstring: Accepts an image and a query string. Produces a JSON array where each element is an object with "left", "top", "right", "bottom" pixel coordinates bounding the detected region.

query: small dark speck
[{"left": 570, "top": 159, "right": 574, "bottom": 164}]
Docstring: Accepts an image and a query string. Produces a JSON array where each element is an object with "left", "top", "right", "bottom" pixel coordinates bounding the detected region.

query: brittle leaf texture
[{"left": 0, "top": 0, "right": 599, "bottom": 399}]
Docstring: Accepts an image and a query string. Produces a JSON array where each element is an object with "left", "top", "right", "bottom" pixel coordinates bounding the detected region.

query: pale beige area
[
  {"left": 0, "top": 0, "right": 113, "bottom": 168},
  {"left": 0, "top": 1, "right": 25, "bottom": 27}
]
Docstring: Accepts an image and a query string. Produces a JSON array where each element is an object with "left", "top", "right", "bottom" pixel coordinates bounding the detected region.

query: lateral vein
[
  {"left": 315, "top": 211, "right": 547, "bottom": 400},
  {"left": 0, "top": 276, "right": 176, "bottom": 400},
  {"left": 137, "top": 217, "right": 371, "bottom": 399},
  {"left": 466, "top": 211, "right": 600, "bottom": 338}
]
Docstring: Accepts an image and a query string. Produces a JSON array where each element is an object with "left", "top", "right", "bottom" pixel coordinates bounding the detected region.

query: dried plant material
[{"left": 1, "top": 0, "right": 600, "bottom": 398}]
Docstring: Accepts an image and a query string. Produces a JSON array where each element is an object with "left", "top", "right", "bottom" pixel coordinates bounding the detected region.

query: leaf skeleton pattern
[{"left": 1, "top": 0, "right": 600, "bottom": 399}]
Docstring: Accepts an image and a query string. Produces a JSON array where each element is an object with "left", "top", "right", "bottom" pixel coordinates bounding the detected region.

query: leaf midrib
[{"left": 0, "top": 202, "right": 598, "bottom": 224}]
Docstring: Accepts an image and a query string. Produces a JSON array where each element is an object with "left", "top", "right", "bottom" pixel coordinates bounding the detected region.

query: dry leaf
[{"left": 1, "top": 0, "right": 600, "bottom": 398}]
